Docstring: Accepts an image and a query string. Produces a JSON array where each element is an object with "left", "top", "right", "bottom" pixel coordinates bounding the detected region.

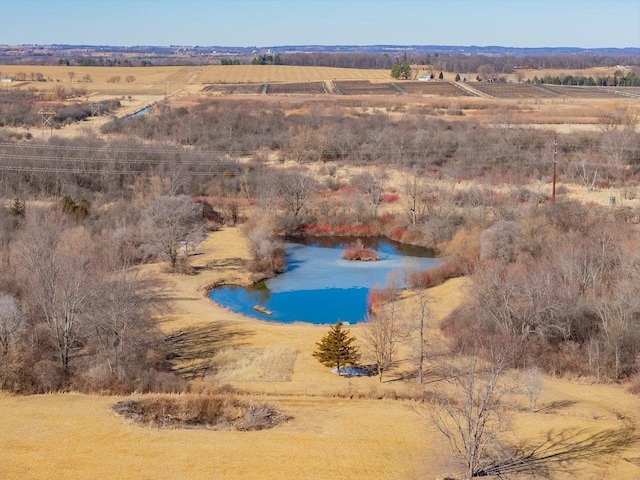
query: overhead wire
[{"left": 0, "top": 130, "right": 633, "bottom": 177}]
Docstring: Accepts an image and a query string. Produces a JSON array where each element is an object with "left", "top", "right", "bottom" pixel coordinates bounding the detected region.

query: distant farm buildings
[
  {"left": 0, "top": 77, "right": 13, "bottom": 84},
  {"left": 418, "top": 74, "right": 432, "bottom": 82}
]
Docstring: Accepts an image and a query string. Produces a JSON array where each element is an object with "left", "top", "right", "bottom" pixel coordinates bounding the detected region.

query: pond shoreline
[
  {"left": 208, "top": 236, "right": 439, "bottom": 325},
  {"left": 203, "top": 232, "right": 439, "bottom": 299}
]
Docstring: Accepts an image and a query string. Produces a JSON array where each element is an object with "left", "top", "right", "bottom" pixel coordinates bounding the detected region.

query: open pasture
[{"left": 0, "top": 65, "right": 198, "bottom": 95}]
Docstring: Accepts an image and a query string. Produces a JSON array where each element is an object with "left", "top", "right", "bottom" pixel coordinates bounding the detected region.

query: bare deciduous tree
[
  {"left": 592, "top": 279, "right": 640, "bottom": 380},
  {"left": 285, "top": 125, "right": 327, "bottom": 163},
  {"left": 598, "top": 108, "right": 638, "bottom": 168},
  {"left": 521, "top": 367, "right": 544, "bottom": 412},
  {"left": 363, "top": 277, "right": 409, "bottom": 382},
  {"left": 412, "top": 289, "right": 431, "bottom": 384},
  {"left": 477, "top": 64, "right": 497, "bottom": 81},
  {"left": 141, "top": 195, "right": 204, "bottom": 269},
  {"left": 424, "top": 355, "right": 512, "bottom": 479},
  {"left": 51, "top": 84, "right": 68, "bottom": 100},
  {"left": 92, "top": 271, "right": 160, "bottom": 381},
  {"left": 573, "top": 155, "right": 599, "bottom": 191},
  {"left": 402, "top": 173, "right": 431, "bottom": 225},
  {"left": 245, "top": 222, "right": 286, "bottom": 278},
  {"left": 16, "top": 212, "right": 97, "bottom": 373},
  {"left": 0, "top": 294, "right": 24, "bottom": 356},
  {"left": 352, "top": 171, "right": 387, "bottom": 219},
  {"left": 275, "top": 170, "right": 316, "bottom": 217},
  {"left": 363, "top": 313, "right": 396, "bottom": 382}
]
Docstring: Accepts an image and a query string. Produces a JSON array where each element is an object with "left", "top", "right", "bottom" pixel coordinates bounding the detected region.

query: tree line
[
  {"left": 246, "top": 52, "right": 640, "bottom": 73},
  {"left": 531, "top": 70, "right": 640, "bottom": 86}
]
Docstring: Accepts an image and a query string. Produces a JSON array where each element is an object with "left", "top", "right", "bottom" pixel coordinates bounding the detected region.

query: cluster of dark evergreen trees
[{"left": 532, "top": 71, "right": 640, "bottom": 86}]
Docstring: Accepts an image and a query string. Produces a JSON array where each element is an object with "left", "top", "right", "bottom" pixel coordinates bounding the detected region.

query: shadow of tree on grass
[
  {"left": 165, "top": 321, "right": 251, "bottom": 379},
  {"left": 479, "top": 425, "right": 640, "bottom": 478},
  {"left": 535, "top": 399, "right": 577, "bottom": 414}
]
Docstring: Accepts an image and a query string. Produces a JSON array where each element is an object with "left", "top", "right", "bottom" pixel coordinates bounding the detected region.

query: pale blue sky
[{"left": 3, "top": 0, "right": 639, "bottom": 48}]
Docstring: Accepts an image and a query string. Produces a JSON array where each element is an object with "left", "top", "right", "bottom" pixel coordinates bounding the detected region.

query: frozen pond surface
[{"left": 209, "top": 239, "right": 439, "bottom": 324}]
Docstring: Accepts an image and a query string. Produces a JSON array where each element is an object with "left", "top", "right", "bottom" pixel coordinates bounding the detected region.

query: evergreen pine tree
[
  {"left": 312, "top": 322, "right": 360, "bottom": 375},
  {"left": 391, "top": 62, "right": 411, "bottom": 80},
  {"left": 10, "top": 199, "right": 24, "bottom": 217}
]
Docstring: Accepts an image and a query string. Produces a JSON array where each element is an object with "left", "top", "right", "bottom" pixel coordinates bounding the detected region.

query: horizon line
[{"left": 4, "top": 43, "right": 640, "bottom": 51}]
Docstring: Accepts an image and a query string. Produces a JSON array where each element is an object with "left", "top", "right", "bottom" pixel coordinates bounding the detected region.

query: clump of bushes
[
  {"left": 113, "top": 394, "right": 291, "bottom": 431},
  {"left": 407, "top": 260, "right": 465, "bottom": 289},
  {"left": 62, "top": 196, "right": 90, "bottom": 219},
  {"left": 628, "top": 374, "right": 640, "bottom": 396},
  {"left": 245, "top": 222, "right": 286, "bottom": 280},
  {"left": 342, "top": 240, "right": 380, "bottom": 261},
  {"left": 367, "top": 285, "right": 399, "bottom": 311}
]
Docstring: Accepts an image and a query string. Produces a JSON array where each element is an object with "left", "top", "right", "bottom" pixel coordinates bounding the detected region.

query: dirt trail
[{"left": 454, "top": 80, "right": 493, "bottom": 98}]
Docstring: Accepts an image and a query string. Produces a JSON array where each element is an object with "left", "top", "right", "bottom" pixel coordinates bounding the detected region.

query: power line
[
  {"left": 2, "top": 138, "right": 639, "bottom": 158},
  {"left": 0, "top": 138, "right": 633, "bottom": 179},
  {"left": 0, "top": 165, "right": 217, "bottom": 176},
  {"left": 0, "top": 158, "right": 566, "bottom": 177},
  {"left": 0, "top": 150, "right": 623, "bottom": 175}
]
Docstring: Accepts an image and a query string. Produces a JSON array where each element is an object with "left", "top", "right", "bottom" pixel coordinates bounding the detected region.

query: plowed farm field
[{"left": 194, "top": 65, "right": 390, "bottom": 83}]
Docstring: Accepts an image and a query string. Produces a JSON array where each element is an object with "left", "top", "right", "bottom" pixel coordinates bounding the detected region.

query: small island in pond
[{"left": 341, "top": 240, "right": 381, "bottom": 261}]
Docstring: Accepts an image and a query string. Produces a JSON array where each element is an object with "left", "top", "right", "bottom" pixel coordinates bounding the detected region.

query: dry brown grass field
[
  {"left": 0, "top": 64, "right": 390, "bottom": 95},
  {"left": 194, "top": 65, "right": 391, "bottom": 83},
  {"left": 507, "top": 66, "right": 621, "bottom": 83}
]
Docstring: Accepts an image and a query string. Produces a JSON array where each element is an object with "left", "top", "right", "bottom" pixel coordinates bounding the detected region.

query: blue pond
[{"left": 209, "top": 238, "right": 439, "bottom": 325}]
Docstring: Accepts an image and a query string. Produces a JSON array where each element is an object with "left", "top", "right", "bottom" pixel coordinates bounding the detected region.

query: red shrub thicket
[
  {"left": 367, "top": 286, "right": 399, "bottom": 311},
  {"left": 342, "top": 240, "right": 380, "bottom": 261},
  {"left": 388, "top": 227, "right": 407, "bottom": 242},
  {"left": 407, "top": 260, "right": 465, "bottom": 289},
  {"left": 380, "top": 192, "right": 399, "bottom": 203}
]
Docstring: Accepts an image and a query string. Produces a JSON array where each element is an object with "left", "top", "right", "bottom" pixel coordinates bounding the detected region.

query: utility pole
[{"left": 552, "top": 137, "right": 558, "bottom": 202}]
